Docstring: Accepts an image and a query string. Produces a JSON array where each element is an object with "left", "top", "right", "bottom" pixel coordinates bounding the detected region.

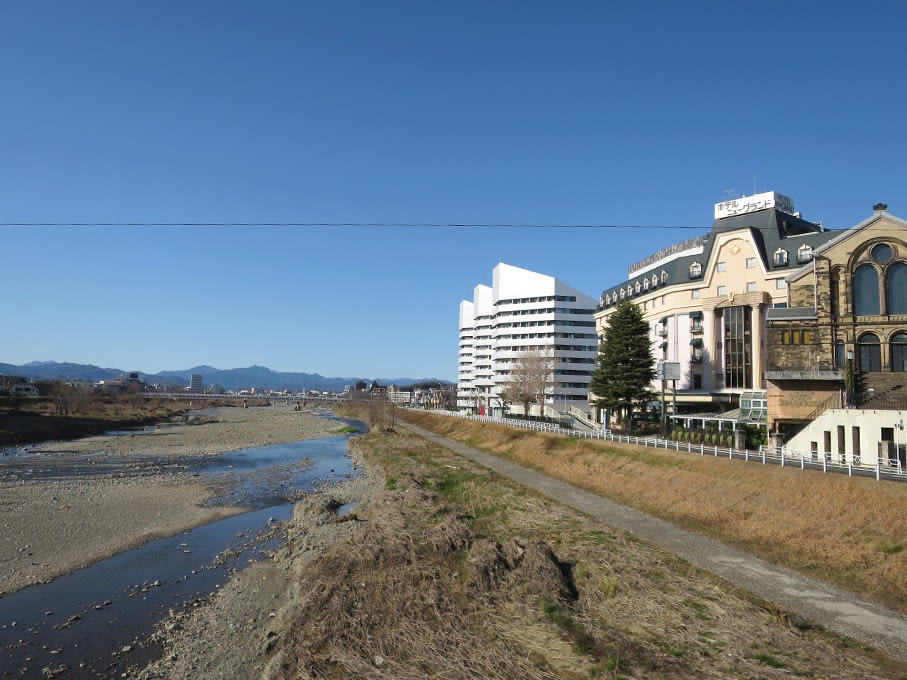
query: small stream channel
[{"left": 0, "top": 413, "right": 364, "bottom": 678}]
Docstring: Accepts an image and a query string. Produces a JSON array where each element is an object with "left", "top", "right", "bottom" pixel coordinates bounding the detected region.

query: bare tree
[
  {"left": 49, "top": 381, "right": 89, "bottom": 416},
  {"left": 503, "top": 350, "right": 555, "bottom": 418}
]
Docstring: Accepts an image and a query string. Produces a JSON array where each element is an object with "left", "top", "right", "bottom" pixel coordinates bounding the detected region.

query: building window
[
  {"left": 872, "top": 243, "right": 894, "bottom": 264},
  {"left": 858, "top": 332, "right": 882, "bottom": 372},
  {"left": 660, "top": 271, "right": 668, "bottom": 284},
  {"left": 835, "top": 340, "right": 846, "bottom": 368},
  {"left": 723, "top": 305, "right": 752, "bottom": 389},
  {"left": 854, "top": 264, "right": 881, "bottom": 315},
  {"left": 689, "top": 262, "right": 703, "bottom": 279},
  {"left": 773, "top": 249, "right": 788, "bottom": 266},
  {"left": 691, "top": 289, "right": 700, "bottom": 299},
  {"left": 635, "top": 281, "right": 641, "bottom": 294},
  {"left": 746, "top": 257, "right": 756, "bottom": 268},
  {"left": 797, "top": 244, "right": 814, "bottom": 264},
  {"left": 886, "top": 262, "right": 907, "bottom": 314},
  {"left": 717, "top": 262, "right": 727, "bottom": 272},
  {"left": 643, "top": 278, "right": 649, "bottom": 290},
  {"left": 746, "top": 281, "right": 757, "bottom": 293},
  {"left": 776, "top": 278, "right": 787, "bottom": 289},
  {"left": 717, "top": 285, "right": 727, "bottom": 296},
  {"left": 891, "top": 332, "right": 907, "bottom": 372},
  {"left": 651, "top": 274, "right": 659, "bottom": 287},
  {"left": 781, "top": 329, "right": 815, "bottom": 345},
  {"left": 620, "top": 288, "right": 626, "bottom": 299}
]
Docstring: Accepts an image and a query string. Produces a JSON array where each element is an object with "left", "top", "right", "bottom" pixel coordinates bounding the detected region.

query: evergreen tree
[{"left": 590, "top": 300, "right": 655, "bottom": 433}]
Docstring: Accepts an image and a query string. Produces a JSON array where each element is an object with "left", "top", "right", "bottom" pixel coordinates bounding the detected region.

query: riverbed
[{"left": 0, "top": 405, "right": 361, "bottom": 678}]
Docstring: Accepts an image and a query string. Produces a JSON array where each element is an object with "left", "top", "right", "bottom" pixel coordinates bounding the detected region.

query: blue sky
[{"left": 3, "top": 1, "right": 905, "bottom": 381}]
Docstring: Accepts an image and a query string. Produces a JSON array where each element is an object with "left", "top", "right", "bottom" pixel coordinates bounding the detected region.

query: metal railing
[{"left": 422, "top": 410, "right": 907, "bottom": 483}]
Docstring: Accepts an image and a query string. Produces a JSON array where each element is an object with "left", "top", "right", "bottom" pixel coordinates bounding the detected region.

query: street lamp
[{"left": 896, "top": 419, "right": 904, "bottom": 470}]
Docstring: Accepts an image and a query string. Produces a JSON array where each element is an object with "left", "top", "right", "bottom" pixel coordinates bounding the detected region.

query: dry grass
[
  {"left": 400, "top": 410, "right": 907, "bottom": 615},
  {"left": 0, "top": 395, "right": 205, "bottom": 446},
  {"left": 276, "top": 420, "right": 907, "bottom": 679}
]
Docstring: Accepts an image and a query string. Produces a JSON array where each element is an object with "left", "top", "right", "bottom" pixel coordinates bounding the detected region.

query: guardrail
[
  {"left": 568, "top": 406, "right": 598, "bottom": 430},
  {"left": 424, "top": 410, "right": 906, "bottom": 483}
]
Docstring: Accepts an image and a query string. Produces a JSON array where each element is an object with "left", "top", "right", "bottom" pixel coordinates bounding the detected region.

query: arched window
[
  {"left": 660, "top": 270, "right": 668, "bottom": 284},
  {"left": 634, "top": 281, "right": 641, "bottom": 294},
  {"left": 853, "top": 264, "right": 880, "bottom": 315},
  {"left": 620, "top": 288, "right": 626, "bottom": 299},
  {"left": 858, "top": 332, "right": 881, "bottom": 372},
  {"left": 891, "top": 332, "right": 907, "bottom": 372},
  {"left": 773, "top": 248, "right": 788, "bottom": 266},
  {"left": 886, "top": 262, "right": 907, "bottom": 314},
  {"left": 797, "top": 243, "right": 814, "bottom": 264},
  {"left": 689, "top": 261, "right": 702, "bottom": 279},
  {"left": 643, "top": 278, "right": 649, "bottom": 291}
]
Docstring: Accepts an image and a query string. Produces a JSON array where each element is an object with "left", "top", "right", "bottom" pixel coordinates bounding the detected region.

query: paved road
[{"left": 400, "top": 421, "right": 907, "bottom": 664}]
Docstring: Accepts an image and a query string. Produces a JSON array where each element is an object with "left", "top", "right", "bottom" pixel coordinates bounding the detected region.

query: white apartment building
[{"left": 458, "top": 263, "right": 598, "bottom": 416}]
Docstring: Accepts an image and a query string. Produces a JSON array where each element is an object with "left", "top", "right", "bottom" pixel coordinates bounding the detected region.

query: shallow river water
[{"left": 0, "top": 416, "right": 362, "bottom": 678}]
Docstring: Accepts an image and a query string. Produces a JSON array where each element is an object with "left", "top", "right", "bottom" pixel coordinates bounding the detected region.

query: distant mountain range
[{"left": 0, "top": 361, "right": 450, "bottom": 393}]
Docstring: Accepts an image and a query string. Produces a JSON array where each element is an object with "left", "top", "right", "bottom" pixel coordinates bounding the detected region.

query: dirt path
[{"left": 400, "top": 421, "right": 907, "bottom": 664}]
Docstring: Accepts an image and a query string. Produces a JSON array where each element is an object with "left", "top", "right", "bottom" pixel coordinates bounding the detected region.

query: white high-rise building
[{"left": 458, "top": 263, "right": 598, "bottom": 416}]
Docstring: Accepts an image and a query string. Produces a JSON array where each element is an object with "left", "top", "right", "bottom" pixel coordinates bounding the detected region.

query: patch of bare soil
[{"left": 139, "top": 425, "right": 907, "bottom": 679}]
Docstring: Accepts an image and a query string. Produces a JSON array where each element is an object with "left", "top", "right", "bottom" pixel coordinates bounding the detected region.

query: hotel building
[
  {"left": 458, "top": 263, "right": 598, "bottom": 416},
  {"left": 593, "top": 192, "right": 837, "bottom": 418}
]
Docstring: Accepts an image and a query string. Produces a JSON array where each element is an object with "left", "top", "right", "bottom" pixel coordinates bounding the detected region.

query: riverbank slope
[{"left": 139, "top": 413, "right": 907, "bottom": 679}]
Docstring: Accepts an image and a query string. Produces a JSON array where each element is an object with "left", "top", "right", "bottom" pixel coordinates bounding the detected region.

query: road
[{"left": 400, "top": 420, "right": 907, "bottom": 664}]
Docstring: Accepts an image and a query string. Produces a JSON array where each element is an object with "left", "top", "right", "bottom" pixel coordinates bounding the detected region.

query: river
[{"left": 0, "top": 416, "right": 363, "bottom": 678}]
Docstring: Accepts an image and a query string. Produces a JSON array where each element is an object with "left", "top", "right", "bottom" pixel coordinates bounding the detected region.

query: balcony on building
[
  {"left": 657, "top": 316, "right": 669, "bottom": 337},
  {"left": 690, "top": 310, "right": 703, "bottom": 334}
]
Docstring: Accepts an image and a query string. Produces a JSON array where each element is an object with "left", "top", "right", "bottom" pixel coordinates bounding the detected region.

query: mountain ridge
[{"left": 0, "top": 361, "right": 450, "bottom": 392}]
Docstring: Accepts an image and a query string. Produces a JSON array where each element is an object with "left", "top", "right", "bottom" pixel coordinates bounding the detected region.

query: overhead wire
[{"left": 0, "top": 221, "right": 702, "bottom": 229}]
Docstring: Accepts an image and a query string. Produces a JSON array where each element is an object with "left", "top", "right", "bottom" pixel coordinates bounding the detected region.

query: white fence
[{"left": 426, "top": 410, "right": 906, "bottom": 483}]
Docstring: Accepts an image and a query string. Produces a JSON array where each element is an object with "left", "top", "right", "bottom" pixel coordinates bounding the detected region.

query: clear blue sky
[{"left": 3, "top": 1, "right": 905, "bottom": 381}]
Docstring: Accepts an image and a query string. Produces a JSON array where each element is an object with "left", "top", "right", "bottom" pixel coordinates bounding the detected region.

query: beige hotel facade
[{"left": 593, "top": 192, "right": 837, "bottom": 419}]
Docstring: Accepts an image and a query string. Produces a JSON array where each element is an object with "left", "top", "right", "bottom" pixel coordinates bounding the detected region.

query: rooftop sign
[{"left": 714, "top": 191, "right": 795, "bottom": 220}]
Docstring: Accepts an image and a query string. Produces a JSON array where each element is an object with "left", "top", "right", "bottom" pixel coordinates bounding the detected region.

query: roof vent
[{"left": 874, "top": 203, "right": 888, "bottom": 211}]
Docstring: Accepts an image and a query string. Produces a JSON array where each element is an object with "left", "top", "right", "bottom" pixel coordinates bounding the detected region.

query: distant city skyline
[{"left": 3, "top": 2, "right": 905, "bottom": 380}]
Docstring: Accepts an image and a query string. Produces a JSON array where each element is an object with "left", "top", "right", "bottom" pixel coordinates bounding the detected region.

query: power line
[{"left": 0, "top": 221, "right": 702, "bottom": 229}]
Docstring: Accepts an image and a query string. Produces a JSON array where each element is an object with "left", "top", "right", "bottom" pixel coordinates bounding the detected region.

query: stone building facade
[{"left": 765, "top": 205, "right": 907, "bottom": 439}]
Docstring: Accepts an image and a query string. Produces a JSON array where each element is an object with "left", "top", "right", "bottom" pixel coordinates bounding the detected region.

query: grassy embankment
[
  {"left": 398, "top": 409, "right": 907, "bottom": 617},
  {"left": 0, "top": 396, "right": 222, "bottom": 446},
  {"left": 276, "top": 410, "right": 906, "bottom": 679}
]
